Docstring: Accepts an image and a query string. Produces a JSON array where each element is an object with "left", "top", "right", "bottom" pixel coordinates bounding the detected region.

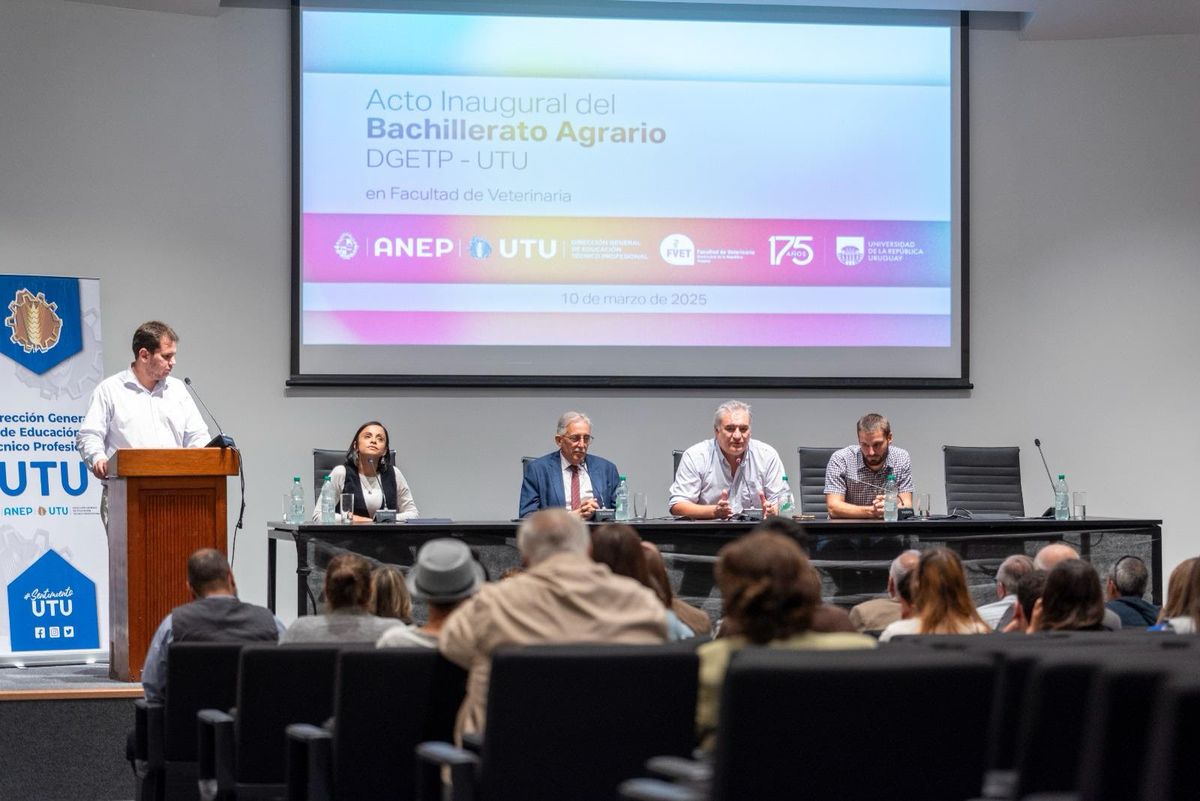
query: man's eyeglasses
[{"left": 559, "top": 434, "right": 593, "bottom": 444}]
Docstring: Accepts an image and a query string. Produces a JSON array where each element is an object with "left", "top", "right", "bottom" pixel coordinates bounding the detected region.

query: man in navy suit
[{"left": 519, "top": 412, "right": 621, "bottom": 519}]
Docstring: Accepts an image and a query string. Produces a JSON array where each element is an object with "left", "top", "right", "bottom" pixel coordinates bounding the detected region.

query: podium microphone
[
  {"left": 184, "top": 376, "right": 245, "bottom": 563},
  {"left": 1034, "top": 438, "right": 1056, "bottom": 517},
  {"left": 184, "top": 376, "right": 234, "bottom": 448}
]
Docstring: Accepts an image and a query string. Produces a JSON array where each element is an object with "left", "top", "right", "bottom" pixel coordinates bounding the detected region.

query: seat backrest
[
  {"left": 1141, "top": 674, "right": 1200, "bottom": 801},
  {"left": 164, "top": 642, "right": 245, "bottom": 762},
  {"left": 234, "top": 644, "right": 342, "bottom": 785},
  {"left": 943, "top": 445, "right": 1025, "bottom": 516},
  {"left": 312, "top": 448, "right": 397, "bottom": 500},
  {"left": 712, "top": 648, "right": 996, "bottom": 801},
  {"left": 479, "top": 644, "right": 697, "bottom": 801},
  {"left": 672, "top": 450, "right": 683, "bottom": 481},
  {"left": 331, "top": 648, "right": 466, "bottom": 801},
  {"left": 796, "top": 447, "right": 838, "bottom": 517}
]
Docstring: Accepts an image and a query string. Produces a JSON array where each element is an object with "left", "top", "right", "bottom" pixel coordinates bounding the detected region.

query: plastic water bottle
[
  {"left": 883, "top": 473, "right": 898, "bottom": 522},
  {"left": 319, "top": 475, "right": 335, "bottom": 524},
  {"left": 614, "top": 475, "right": 630, "bottom": 521},
  {"left": 778, "top": 475, "right": 795, "bottom": 517},
  {"left": 287, "top": 476, "right": 305, "bottom": 524},
  {"left": 1054, "top": 474, "right": 1070, "bottom": 520}
]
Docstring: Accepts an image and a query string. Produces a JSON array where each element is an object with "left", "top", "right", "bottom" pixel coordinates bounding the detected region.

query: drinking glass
[
  {"left": 1072, "top": 491, "right": 1087, "bottom": 520},
  {"left": 340, "top": 493, "right": 355, "bottom": 523},
  {"left": 633, "top": 492, "right": 648, "bottom": 521},
  {"left": 916, "top": 493, "right": 931, "bottom": 518}
]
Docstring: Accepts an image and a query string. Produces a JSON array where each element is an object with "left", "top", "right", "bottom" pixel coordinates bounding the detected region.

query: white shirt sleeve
[
  {"left": 76, "top": 384, "right": 112, "bottom": 467},
  {"left": 179, "top": 393, "right": 212, "bottom": 448},
  {"left": 756, "top": 444, "right": 788, "bottom": 506}
]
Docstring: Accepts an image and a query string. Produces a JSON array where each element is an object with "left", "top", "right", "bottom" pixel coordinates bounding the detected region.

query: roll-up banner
[{"left": 0, "top": 275, "right": 106, "bottom": 666}]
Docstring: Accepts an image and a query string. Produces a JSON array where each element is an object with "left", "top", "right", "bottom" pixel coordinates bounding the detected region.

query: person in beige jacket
[{"left": 439, "top": 508, "right": 668, "bottom": 738}]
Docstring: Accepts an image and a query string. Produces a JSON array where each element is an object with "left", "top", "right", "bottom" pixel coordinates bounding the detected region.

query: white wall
[{"left": 2, "top": 1, "right": 1197, "bottom": 621}]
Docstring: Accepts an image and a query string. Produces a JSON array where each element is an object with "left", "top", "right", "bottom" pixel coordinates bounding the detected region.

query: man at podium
[{"left": 76, "top": 320, "right": 210, "bottom": 525}]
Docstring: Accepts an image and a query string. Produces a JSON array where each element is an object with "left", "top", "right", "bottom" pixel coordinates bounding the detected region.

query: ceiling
[{"left": 66, "top": 0, "right": 1200, "bottom": 40}]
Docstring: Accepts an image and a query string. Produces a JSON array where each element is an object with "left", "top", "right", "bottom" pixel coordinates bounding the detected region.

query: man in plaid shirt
[{"left": 824, "top": 413, "right": 913, "bottom": 519}]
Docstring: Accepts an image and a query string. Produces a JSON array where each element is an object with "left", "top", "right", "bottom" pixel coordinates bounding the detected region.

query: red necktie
[{"left": 569, "top": 465, "right": 581, "bottom": 510}]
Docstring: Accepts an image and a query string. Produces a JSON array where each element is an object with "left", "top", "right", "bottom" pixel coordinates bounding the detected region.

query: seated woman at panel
[
  {"left": 282, "top": 553, "right": 399, "bottom": 643},
  {"left": 879, "top": 547, "right": 990, "bottom": 642},
  {"left": 316, "top": 421, "right": 418, "bottom": 522},
  {"left": 1152, "top": 557, "right": 1198, "bottom": 629},
  {"left": 697, "top": 531, "right": 874, "bottom": 749},
  {"left": 591, "top": 524, "right": 695, "bottom": 641},
  {"left": 1029, "top": 559, "right": 1107, "bottom": 632}
]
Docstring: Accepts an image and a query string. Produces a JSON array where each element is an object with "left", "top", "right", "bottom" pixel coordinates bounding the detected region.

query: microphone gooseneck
[
  {"left": 1034, "top": 437, "right": 1056, "bottom": 492},
  {"left": 184, "top": 376, "right": 227, "bottom": 444}
]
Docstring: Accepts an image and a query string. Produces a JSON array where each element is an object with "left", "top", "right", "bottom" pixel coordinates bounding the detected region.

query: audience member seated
[
  {"left": 1153, "top": 557, "right": 1197, "bottom": 627},
  {"left": 1162, "top": 557, "right": 1200, "bottom": 634},
  {"left": 696, "top": 531, "right": 874, "bottom": 747},
  {"left": 318, "top": 420, "right": 418, "bottom": 522},
  {"left": 282, "top": 553, "right": 400, "bottom": 643},
  {"left": 976, "top": 554, "right": 1035, "bottom": 630},
  {"left": 1029, "top": 559, "right": 1108, "bottom": 632},
  {"left": 378, "top": 538, "right": 484, "bottom": 649},
  {"left": 1104, "top": 555, "right": 1160, "bottom": 627},
  {"left": 849, "top": 549, "right": 920, "bottom": 632},
  {"left": 878, "top": 547, "right": 990, "bottom": 642},
  {"left": 370, "top": 564, "right": 413, "bottom": 623},
  {"left": 1033, "top": 543, "right": 1121, "bottom": 630},
  {"left": 751, "top": 516, "right": 857, "bottom": 633},
  {"left": 440, "top": 509, "right": 667, "bottom": 739},
  {"left": 141, "top": 548, "right": 283, "bottom": 703},
  {"left": 590, "top": 524, "right": 694, "bottom": 640},
  {"left": 642, "top": 540, "right": 713, "bottom": 638},
  {"left": 1002, "top": 569, "right": 1048, "bottom": 633}
]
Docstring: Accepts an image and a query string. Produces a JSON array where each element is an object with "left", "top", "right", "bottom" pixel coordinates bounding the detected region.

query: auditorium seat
[
  {"left": 417, "top": 643, "right": 698, "bottom": 801},
  {"left": 943, "top": 446, "right": 1025, "bottom": 516},
  {"left": 133, "top": 641, "right": 244, "bottom": 801},
  {"left": 197, "top": 643, "right": 342, "bottom": 801},
  {"left": 1139, "top": 674, "right": 1200, "bottom": 801},
  {"left": 285, "top": 647, "right": 465, "bottom": 801},
  {"left": 622, "top": 648, "right": 997, "bottom": 801}
]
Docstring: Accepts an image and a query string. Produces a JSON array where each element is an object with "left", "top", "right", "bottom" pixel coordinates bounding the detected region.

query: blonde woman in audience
[
  {"left": 378, "top": 538, "right": 485, "bottom": 649},
  {"left": 1162, "top": 557, "right": 1200, "bottom": 634},
  {"left": 1155, "top": 557, "right": 1198, "bottom": 625},
  {"left": 370, "top": 564, "right": 413, "bottom": 623},
  {"left": 879, "top": 547, "right": 990, "bottom": 642},
  {"left": 696, "top": 531, "right": 874, "bottom": 748}
]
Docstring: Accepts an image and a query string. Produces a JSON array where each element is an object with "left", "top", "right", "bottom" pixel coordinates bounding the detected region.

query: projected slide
[{"left": 296, "top": 6, "right": 962, "bottom": 383}]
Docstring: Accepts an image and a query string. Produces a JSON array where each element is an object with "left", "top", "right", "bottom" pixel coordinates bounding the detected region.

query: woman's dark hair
[
  {"left": 324, "top": 553, "right": 373, "bottom": 611},
  {"left": 1017, "top": 569, "right": 1049, "bottom": 622},
  {"left": 641, "top": 541, "right": 674, "bottom": 608},
  {"left": 714, "top": 531, "right": 820, "bottom": 644},
  {"left": 346, "top": 421, "right": 390, "bottom": 472},
  {"left": 1039, "top": 559, "right": 1105, "bottom": 631},
  {"left": 590, "top": 524, "right": 651, "bottom": 588}
]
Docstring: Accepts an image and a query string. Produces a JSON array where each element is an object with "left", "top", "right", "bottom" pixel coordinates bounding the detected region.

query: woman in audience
[
  {"left": 1155, "top": 557, "right": 1198, "bottom": 625},
  {"left": 315, "top": 420, "right": 418, "bottom": 522},
  {"left": 591, "top": 524, "right": 694, "bottom": 640},
  {"left": 697, "top": 531, "right": 874, "bottom": 748},
  {"left": 379, "top": 538, "right": 485, "bottom": 648},
  {"left": 642, "top": 540, "right": 713, "bottom": 637},
  {"left": 370, "top": 564, "right": 413, "bottom": 623},
  {"left": 282, "top": 553, "right": 399, "bottom": 642},
  {"left": 1161, "top": 557, "right": 1200, "bottom": 634},
  {"left": 1029, "top": 558, "right": 1106, "bottom": 631},
  {"left": 879, "top": 547, "right": 990, "bottom": 641}
]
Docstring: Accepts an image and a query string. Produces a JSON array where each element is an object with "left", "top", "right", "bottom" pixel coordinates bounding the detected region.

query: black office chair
[
  {"left": 796, "top": 447, "right": 838, "bottom": 518},
  {"left": 671, "top": 449, "right": 683, "bottom": 480},
  {"left": 943, "top": 446, "right": 1025, "bottom": 516},
  {"left": 312, "top": 448, "right": 397, "bottom": 500}
]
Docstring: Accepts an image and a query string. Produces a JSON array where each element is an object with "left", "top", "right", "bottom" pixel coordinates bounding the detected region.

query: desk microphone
[
  {"left": 1033, "top": 438, "right": 1056, "bottom": 517},
  {"left": 184, "top": 376, "right": 234, "bottom": 448}
]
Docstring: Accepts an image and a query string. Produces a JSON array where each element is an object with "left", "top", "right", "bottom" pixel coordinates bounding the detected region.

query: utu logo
[{"left": 0, "top": 460, "right": 89, "bottom": 497}]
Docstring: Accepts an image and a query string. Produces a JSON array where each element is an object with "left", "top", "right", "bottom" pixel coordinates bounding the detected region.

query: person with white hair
[
  {"left": 976, "top": 554, "right": 1036, "bottom": 630},
  {"left": 669, "top": 400, "right": 787, "bottom": 519},
  {"left": 440, "top": 509, "right": 667, "bottom": 738},
  {"left": 519, "top": 411, "right": 621, "bottom": 519}
]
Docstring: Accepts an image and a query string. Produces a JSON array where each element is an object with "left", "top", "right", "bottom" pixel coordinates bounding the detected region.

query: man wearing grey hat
[{"left": 378, "top": 539, "right": 485, "bottom": 649}]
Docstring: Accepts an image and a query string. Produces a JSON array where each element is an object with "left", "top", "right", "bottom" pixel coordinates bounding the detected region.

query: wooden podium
[{"left": 107, "top": 447, "right": 240, "bottom": 681}]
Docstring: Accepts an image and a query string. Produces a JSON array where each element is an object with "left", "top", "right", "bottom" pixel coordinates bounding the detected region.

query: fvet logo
[
  {"left": 333, "top": 233, "right": 359, "bottom": 261},
  {"left": 373, "top": 236, "right": 454, "bottom": 258},
  {"left": 660, "top": 234, "right": 695, "bottom": 266},
  {"left": 768, "top": 236, "right": 815, "bottom": 267},
  {"left": 7, "top": 549, "right": 99, "bottom": 652},
  {"left": 836, "top": 236, "right": 865, "bottom": 267}
]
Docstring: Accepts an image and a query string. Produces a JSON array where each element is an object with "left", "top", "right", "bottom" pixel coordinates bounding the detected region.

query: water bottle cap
[
  {"left": 323, "top": 474, "right": 331, "bottom": 480},
  {"left": 782, "top": 475, "right": 789, "bottom": 480},
  {"left": 619, "top": 475, "right": 627, "bottom": 481},
  {"left": 887, "top": 473, "right": 895, "bottom": 480},
  {"left": 293, "top": 476, "right": 301, "bottom": 481},
  {"left": 1058, "top": 474, "right": 1065, "bottom": 479}
]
